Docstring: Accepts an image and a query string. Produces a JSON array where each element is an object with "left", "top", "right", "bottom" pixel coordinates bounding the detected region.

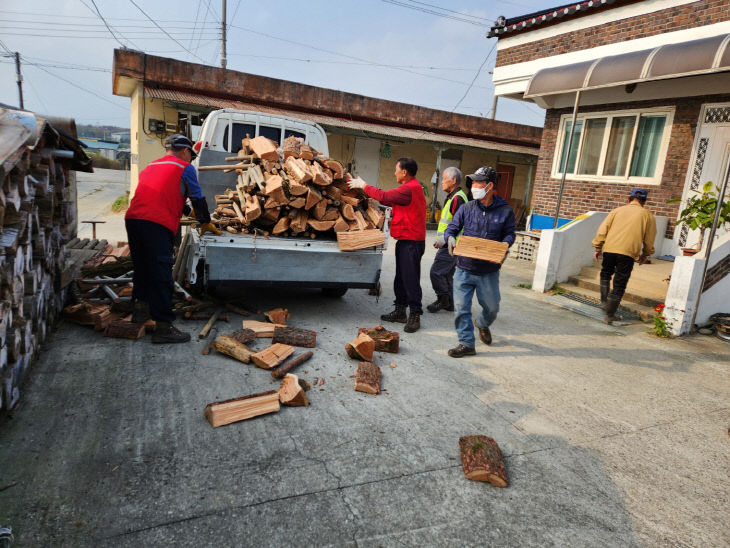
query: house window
[{"left": 552, "top": 107, "right": 673, "bottom": 184}]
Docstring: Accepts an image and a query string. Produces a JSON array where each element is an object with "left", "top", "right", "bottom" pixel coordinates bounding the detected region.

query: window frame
[{"left": 551, "top": 106, "right": 675, "bottom": 185}]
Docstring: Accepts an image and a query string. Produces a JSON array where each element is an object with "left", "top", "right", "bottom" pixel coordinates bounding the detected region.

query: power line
[
  {"left": 227, "top": 23, "right": 492, "bottom": 90},
  {"left": 88, "top": 0, "right": 126, "bottom": 48},
  {"left": 0, "top": 9, "right": 220, "bottom": 23},
  {"left": 0, "top": 20, "right": 219, "bottom": 29},
  {"left": 0, "top": 31, "right": 219, "bottom": 40},
  {"left": 28, "top": 64, "right": 127, "bottom": 110},
  {"left": 194, "top": 0, "right": 215, "bottom": 56},
  {"left": 382, "top": 0, "right": 488, "bottom": 27},
  {"left": 128, "top": 0, "right": 207, "bottom": 63},
  {"left": 451, "top": 41, "right": 498, "bottom": 112},
  {"left": 394, "top": 0, "right": 491, "bottom": 21},
  {"left": 225, "top": 52, "right": 477, "bottom": 71}
]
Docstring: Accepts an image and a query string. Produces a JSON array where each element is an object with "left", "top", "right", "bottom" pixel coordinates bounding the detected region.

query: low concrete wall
[
  {"left": 666, "top": 233, "right": 730, "bottom": 335},
  {"left": 532, "top": 211, "right": 608, "bottom": 292}
]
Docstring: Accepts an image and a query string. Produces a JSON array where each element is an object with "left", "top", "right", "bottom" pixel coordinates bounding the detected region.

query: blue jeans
[{"left": 453, "top": 267, "right": 500, "bottom": 347}]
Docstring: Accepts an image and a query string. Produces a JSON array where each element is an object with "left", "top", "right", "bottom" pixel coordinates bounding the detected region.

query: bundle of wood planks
[
  {"left": 206, "top": 136, "right": 387, "bottom": 242},
  {"left": 0, "top": 110, "right": 89, "bottom": 411}
]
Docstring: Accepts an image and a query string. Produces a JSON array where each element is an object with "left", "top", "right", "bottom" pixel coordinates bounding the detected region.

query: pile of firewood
[
  {"left": 204, "top": 136, "right": 386, "bottom": 239},
  {"left": 0, "top": 111, "right": 88, "bottom": 411}
]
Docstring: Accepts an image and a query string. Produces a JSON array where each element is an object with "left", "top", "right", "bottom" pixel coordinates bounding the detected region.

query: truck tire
[{"left": 322, "top": 286, "right": 348, "bottom": 298}]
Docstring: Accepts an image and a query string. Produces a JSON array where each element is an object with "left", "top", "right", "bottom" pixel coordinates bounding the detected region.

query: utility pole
[
  {"left": 14, "top": 52, "right": 24, "bottom": 109},
  {"left": 221, "top": 0, "right": 227, "bottom": 69}
]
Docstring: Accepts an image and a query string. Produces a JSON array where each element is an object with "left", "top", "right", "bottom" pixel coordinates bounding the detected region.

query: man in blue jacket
[{"left": 440, "top": 166, "right": 515, "bottom": 357}]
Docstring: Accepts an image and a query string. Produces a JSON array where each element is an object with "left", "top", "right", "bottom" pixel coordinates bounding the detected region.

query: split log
[
  {"left": 290, "top": 209, "right": 309, "bottom": 233},
  {"left": 458, "top": 435, "right": 508, "bottom": 487},
  {"left": 333, "top": 216, "right": 349, "bottom": 232},
  {"left": 264, "top": 307, "right": 289, "bottom": 325},
  {"left": 345, "top": 332, "right": 374, "bottom": 361},
  {"left": 358, "top": 326, "right": 399, "bottom": 353},
  {"left": 212, "top": 333, "right": 254, "bottom": 363},
  {"left": 339, "top": 194, "right": 361, "bottom": 207},
  {"left": 352, "top": 210, "right": 370, "bottom": 230},
  {"left": 366, "top": 199, "right": 385, "bottom": 228},
  {"left": 299, "top": 144, "right": 317, "bottom": 160},
  {"left": 204, "top": 390, "right": 280, "bottom": 427},
  {"left": 337, "top": 229, "right": 386, "bottom": 251},
  {"left": 242, "top": 320, "right": 284, "bottom": 337},
  {"left": 248, "top": 165, "right": 266, "bottom": 191},
  {"left": 453, "top": 237, "right": 509, "bottom": 265},
  {"left": 248, "top": 136, "right": 279, "bottom": 161},
  {"left": 355, "top": 362, "right": 381, "bottom": 395},
  {"left": 305, "top": 185, "right": 323, "bottom": 210},
  {"left": 272, "top": 326, "right": 316, "bottom": 348},
  {"left": 226, "top": 226, "right": 238, "bottom": 234},
  {"left": 311, "top": 199, "right": 328, "bottom": 220},
  {"left": 307, "top": 219, "right": 335, "bottom": 232},
  {"left": 262, "top": 207, "right": 281, "bottom": 223},
  {"left": 322, "top": 207, "right": 340, "bottom": 221},
  {"left": 320, "top": 158, "right": 344, "bottom": 179},
  {"left": 284, "top": 156, "right": 313, "bottom": 185},
  {"left": 289, "top": 196, "right": 306, "bottom": 208},
  {"left": 263, "top": 175, "right": 288, "bottom": 206},
  {"left": 244, "top": 195, "right": 262, "bottom": 223},
  {"left": 251, "top": 343, "right": 295, "bottom": 369},
  {"left": 271, "top": 350, "right": 313, "bottom": 379},
  {"left": 282, "top": 135, "right": 302, "bottom": 159},
  {"left": 272, "top": 216, "right": 291, "bottom": 235},
  {"left": 310, "top": 161, "right": 333, "bottom": 186},
  {"left": 278, "top": 373, "right": 309, "bottom": 406},
  {"left": 103, "top": 320, "right": 145, "bottom": 340}
]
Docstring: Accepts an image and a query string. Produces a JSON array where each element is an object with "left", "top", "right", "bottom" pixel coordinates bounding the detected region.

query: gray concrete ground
[
  {"left": 0, "top": 174, "right": 728, "bottom": 546},
  {"left": 75, "top": 168, "right": 130, "bottom": 243}
]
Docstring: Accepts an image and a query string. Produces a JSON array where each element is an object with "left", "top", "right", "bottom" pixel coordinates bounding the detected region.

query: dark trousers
[
  {"left": 125, "top": 218, "right": 176, "bottom": 322},
  {"left": 600, "top": 252, "right": 634, "bottom": 301},
  {"left": 394, "top": 240, "right": 425, "bottom": 315},
  {"left": 430, "top": 246, "right": 456, "bottom": 301}
]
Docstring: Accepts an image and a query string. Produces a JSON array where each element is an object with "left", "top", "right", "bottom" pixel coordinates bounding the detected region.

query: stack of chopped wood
[
  {"left": 205, "top": 136, "right": 387, "bottom": 241},
  {"left": 0, "top": 109, "right": 89, "bottom": 411}
]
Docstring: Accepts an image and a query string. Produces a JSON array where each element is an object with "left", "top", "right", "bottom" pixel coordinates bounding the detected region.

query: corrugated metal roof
[
  {"left": 80, "top": 138, "right": 119, "bottom": 151},
  {"left": 144, "top": 87, "right": 539, "bottom": 156}
]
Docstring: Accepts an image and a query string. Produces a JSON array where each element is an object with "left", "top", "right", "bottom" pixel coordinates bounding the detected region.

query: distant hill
[{"left": 77, "top": 124, "right": 130, "bottom": 142}]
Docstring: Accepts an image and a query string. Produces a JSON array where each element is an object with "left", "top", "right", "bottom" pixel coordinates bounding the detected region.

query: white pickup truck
[{"left": 184, "top": 109, "right": 386, "bottom": 297}]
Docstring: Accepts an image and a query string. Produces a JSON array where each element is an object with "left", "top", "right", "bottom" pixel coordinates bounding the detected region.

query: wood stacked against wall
[
  {"left": 207, "top": 136, "right": 387, "bottom": 242},
  {"left": 0, "top": 112, "right": 85, "bottom": 412}
]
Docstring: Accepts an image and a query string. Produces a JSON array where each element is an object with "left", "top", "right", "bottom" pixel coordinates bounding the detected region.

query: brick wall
[
  {"left": 496, "top": 0, "right": 730, "bottom": 67},
  {"left": 530, "top": 94, "right": 730, "bottom": 238},
  {"left": 703, "top": 253, "right": 730, "bottom": 291}
]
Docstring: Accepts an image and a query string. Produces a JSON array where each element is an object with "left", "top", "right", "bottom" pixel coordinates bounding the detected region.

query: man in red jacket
[
  {"left": 348, "top": 157, "right": 426, "bottom": 332},
  {"left": 125, "top": 134, "right": 220, "bottom": 343}
]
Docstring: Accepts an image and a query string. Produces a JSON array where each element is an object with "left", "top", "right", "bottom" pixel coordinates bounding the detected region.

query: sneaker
[
  {"left": 380, "top": 305, "right": 407, "bottom": 323},
  {"left": 404, "top": 313, "right": 420, "bottom": 333},
  {"left": 474, "top": 319, "right": 492, "bottom": 345},
  {"left": 152, "top": 322, "right": 191, "bottom": 344},
  {"left": 448, "top": 344, "right": 476, "bottom": 358}
]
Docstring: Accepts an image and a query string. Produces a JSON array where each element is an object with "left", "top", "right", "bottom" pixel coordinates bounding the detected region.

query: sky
[{"left": 0, "top": 0, "right": 560, "bottom": 129}]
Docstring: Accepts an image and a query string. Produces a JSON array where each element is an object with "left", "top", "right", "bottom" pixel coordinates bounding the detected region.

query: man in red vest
[
  {"left": 125, "top": 134, "right": 220, "bottom": 343},
  {"left": 348, "top": 157, "right": 426, "bottom": 332}
]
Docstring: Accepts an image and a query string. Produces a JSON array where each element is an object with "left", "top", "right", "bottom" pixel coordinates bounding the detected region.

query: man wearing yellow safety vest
[{"left": 427, "top": 167, "right": 468, "bottom": 313}]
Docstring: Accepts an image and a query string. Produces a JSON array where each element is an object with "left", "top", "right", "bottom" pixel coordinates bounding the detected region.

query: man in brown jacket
[{"left": 592, "top": 188, "right": 657, "bottom": 324}]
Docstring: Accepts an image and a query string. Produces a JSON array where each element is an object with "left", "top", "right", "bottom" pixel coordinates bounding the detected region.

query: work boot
[
  {"left": 152, "top": 321, "right": 191, "bottom": 344},
  {"left": 404, "top": 313, "right": 421, "bottom": 333},
  {"left": 427, "top": 295, "right": 451, "bottom": 313},
  {"left": 599, "top": 280, "right": 610, "bottom": 310},
  {"left": 131, "top": 300, "right": 150, "bottom": 324},
  {"left": 604, "top": 297, "right": 622, "bottom": 324},
  {"left": 381, "top": 305, "right": 407, "bottom": 323},
  {"left": 448, "top": 344, "right": 476, "bottom": 358},
  {"left": 473, "top": 318, "right": 492, "bottom": 345}
]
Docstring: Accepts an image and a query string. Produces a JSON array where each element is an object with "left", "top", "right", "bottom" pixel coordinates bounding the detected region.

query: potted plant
[{"left": 669, "top": 181, "right": 730, "bottom": 255}]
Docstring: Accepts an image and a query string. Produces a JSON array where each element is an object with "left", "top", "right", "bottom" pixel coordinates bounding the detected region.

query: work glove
[
  {"left": 200, "top": 222, "right": 222, "bottom": 236},
  {"left": 447, "top": 236, "right": 457, "bottom": 256},
  {"left": 434, "top": 236, "right": 446, "bottom": 249},
  {"left": 347, "top": 177, "right": 367, "bottom": 190}
]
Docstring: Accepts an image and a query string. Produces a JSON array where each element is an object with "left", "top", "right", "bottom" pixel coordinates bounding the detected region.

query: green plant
[
  {"left": 652, "top": 303, "right": 672, "bottom": 337},
  {"left": 669, "top": 181, "right": 730, "bottom": 250},
  {"left": 111, "top": 193, "right": 129, "bottom": 213},
  {"left": 516, "top": 282, "right": 532, "bottom": 289},
  {"left": 551, "top": 283, "right": 565, "bottom": 295}
]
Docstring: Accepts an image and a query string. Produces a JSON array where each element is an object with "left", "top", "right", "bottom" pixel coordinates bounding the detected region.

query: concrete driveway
[
  {"left": 75, "top": 168, "right": 130, "bottom": 243},
  {"left": 0, "top": 189, "right": 728, "bottom": 545}
]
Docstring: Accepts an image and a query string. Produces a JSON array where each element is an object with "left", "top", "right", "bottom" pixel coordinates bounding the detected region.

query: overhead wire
[
  {"left": 27, "top": 64, "right": 127, "bottom": 110},
  {"left": 128, "top": 0, "right": 207, "bottom": 63},
  {"left": 88, "top": 0, "right": 127, "bottom": 48},
  {"left": 391, "top": 0, "right": 491, "bottom": 21},
  {"left": 450, "top": 40, "right": 498, "bottom": 112},
  {"left": 381, "top": 0, "right": 488, "bottom": 27}
]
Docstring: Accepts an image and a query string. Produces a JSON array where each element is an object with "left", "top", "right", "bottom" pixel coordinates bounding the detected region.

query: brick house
[{"left": 490, "top": 0, "right": 730, "bottom": 255}]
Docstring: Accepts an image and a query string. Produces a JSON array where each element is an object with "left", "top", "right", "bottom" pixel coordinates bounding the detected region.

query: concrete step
[
  {"left": 577, "top": 260, "right": 672, "bottom": 304},
  {"left": 556, "top": 283, "right": 656, "bottom": 322},
  {"left": 566, "top": 275, "right": 663, "bottom": 309}
]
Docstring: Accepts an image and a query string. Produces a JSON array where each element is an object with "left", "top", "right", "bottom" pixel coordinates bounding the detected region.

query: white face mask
[{"left": 471, "top": 186, "right": 487, "bottom": 200}]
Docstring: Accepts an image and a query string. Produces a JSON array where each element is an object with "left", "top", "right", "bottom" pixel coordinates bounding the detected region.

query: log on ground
[
  {"left": 272, "top": 326, "right": 316, "bottom": 348},
  {"left": 103, "top": 320, "right": 146, "bottom": 340},
  {"left": 204, "top": 390, "right": 280, "bottom": 427},
  {"left": 242, "top": 320, "right": 284, "bottom": 337},
  {"left": 271, "top": 350, "right": 314, "bottom": 379},
  {"left": 251, "top": 343, "right": 295, "bottom": 369},
  {"left": 213, "top": 334, "right": 254, "bottom": 363},
  {"left": 358, "top": 325, "right": 399, "bottom": 353},
  {"left": 355, "top": 361, "right": 381, "bottom": 395},
  {"left": 458, "top": 435, "right": 509, "bottom": 487},
  {"left": 345, "top": 332, "right": 374, "bottom": 361},
  {"left": 278, "top": 373, "right": 309, "bottom": 406},
  {"left": 264, "top": 307, "right": 289, "bottom": 325}
]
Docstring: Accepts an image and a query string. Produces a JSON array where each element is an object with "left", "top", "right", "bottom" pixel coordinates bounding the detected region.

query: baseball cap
[
  {"left": 165, "top": 134, "right": 196, "bottom": 159},
  {"left": 466, "top": 166, "right": 497, "bottom": 184},
  {"left": 630, "top": 188, "right": 648, "bottom": 200}
]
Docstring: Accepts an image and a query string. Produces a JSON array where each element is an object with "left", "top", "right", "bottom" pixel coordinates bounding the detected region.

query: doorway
[
  {"left": 496, "top": 164, "right": 515, "bottom": 199},
  {"left": 352, "top": 138, "right": 381, "bottom": 187}
]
